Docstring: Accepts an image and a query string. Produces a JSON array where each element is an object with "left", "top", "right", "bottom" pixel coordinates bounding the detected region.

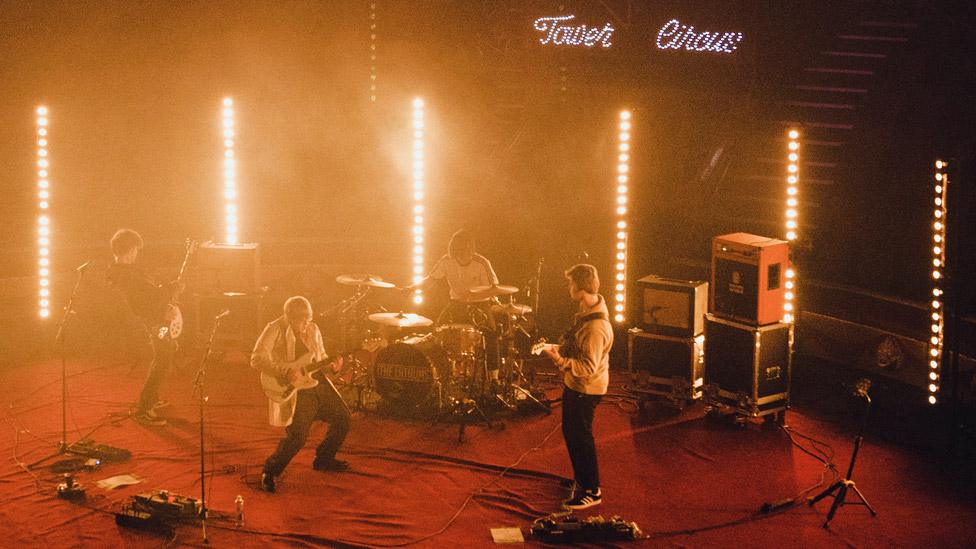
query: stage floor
[{"left": 1, "top": 352, "right": 972, "bottom": 548}]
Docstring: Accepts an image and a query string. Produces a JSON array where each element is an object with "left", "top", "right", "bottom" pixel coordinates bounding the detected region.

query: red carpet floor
[{"left": 1, "top": 353, "right": 973, "bottom": 548}]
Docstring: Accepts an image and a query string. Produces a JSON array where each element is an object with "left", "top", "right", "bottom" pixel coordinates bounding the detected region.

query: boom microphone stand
[
  {"left": 29, "top": 261, "right": 93, "bottom": 469},
  {"left": 195, "top": 308, "right": 229, "bottom": 543},
  {"left": 808, "top": 378, "right": 879, "bottom": 528}
]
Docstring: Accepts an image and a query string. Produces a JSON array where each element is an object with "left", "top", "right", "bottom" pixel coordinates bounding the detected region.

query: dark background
[{"left": 0, "top": 0, "right": 973, "bottom": 344}]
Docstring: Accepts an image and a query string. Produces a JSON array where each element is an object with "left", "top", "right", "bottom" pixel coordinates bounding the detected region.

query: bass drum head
[{"left": 373, "top": 342, "right": 440, "bottom": 408}]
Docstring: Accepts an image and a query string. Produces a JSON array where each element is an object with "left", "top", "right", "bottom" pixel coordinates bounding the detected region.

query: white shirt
[{"left": 429, "top": 253, "right": 499, "bottom": 301}]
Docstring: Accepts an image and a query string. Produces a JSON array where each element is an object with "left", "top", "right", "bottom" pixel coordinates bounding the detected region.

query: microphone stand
[
  {"left": 808, "top": 379, "right": 879, "bottom": 527},
  {"left": 195, "top": 311, "right": 226, "bottom": 543},
  {"left": 29, "top": 264, "right": 88, "bottom": 469}
]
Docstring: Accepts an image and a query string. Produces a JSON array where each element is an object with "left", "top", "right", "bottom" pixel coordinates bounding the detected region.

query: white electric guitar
[
  {"left": 261, "top": 338, "right": 382, "bottom": 403},
  {"left": 531, "top": 338, "right": 560, "bottom": 356}
]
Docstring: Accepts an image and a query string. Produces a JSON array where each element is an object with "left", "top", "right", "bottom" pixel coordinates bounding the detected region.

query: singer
[{"left": 106, "top": 228, "right": 184, "bottom": 426}]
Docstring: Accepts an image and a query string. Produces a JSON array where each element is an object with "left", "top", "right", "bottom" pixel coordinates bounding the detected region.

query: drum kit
[{"left": 323, "top": 273, "right": 549, "bottom": 432}]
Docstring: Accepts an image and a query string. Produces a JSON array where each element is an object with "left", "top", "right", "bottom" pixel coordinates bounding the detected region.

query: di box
[
  {"left": 703, "top": 314, "right": 791, "bottom": 417},
  {"left": 637, "top": 275, "right": 708, "bottom": 337},
  {"left": 710, "top": 233, "right": 790, "bottom": 326},
  {"left": 627, "top": 328, "right": 704, "bottom": 402},
  {"left": 190, "top": 242, "right": 260, "bottom": 295}
]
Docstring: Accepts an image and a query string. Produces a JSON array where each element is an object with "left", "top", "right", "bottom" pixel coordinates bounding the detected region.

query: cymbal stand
[
  {"left": 508, "top": 356, "right": 550, "bottom": 414},
  {"left": 454, "top": 396, "right": 494, "bottom": 443}
]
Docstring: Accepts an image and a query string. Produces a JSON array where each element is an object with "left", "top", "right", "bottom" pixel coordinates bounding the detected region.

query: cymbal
[
  {"left": 491, "top": 302, "right": 533, "bottom": 316},
  {"left": 368, "top": 312, "right": 433, "bottom": 328},
  {"left": 467, "top": 283, "right": 519, "bottom": 299},
  {"left": 336, "top": 274, "right": 396, "bottom": 289}
]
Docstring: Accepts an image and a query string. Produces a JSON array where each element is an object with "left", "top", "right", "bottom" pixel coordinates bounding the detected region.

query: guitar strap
[{"left": 559, "top": 312, "right": 609, "bottom": 359}]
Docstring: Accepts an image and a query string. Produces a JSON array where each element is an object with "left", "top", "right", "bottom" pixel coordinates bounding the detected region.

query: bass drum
[{"left": 373, "top": 335, "right": 448, "bottom": 408}]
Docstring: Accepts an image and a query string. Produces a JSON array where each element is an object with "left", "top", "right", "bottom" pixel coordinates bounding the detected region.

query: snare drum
[{"left": 434, "top": 324, "right": 483, "bottom": 357}]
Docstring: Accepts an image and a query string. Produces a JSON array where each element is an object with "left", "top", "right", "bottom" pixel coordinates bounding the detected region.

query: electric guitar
[
  {"left": 157, "top": 239, "right": 198, "bottom": 340},
  {"left": 261, "top": 338, "right": 382, "bottom": 403},
  {"left": 531, "top": 338, "right": 560, "bottom": 356}
]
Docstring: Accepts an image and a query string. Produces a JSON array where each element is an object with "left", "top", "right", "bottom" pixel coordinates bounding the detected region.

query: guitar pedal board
[
  {"left": 132, "top": 490, "right": 201, "bottom": 520},
  {"left": 530, "top": 513, "right": 643, "bottom": 542}
]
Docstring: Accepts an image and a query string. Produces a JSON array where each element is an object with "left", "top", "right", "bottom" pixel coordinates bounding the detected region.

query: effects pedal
[
  {"left": 56, "top": 474, "right": 86, "bottom": 500},
  {"left": 530, "top": 513, "right": 642, "bottom": 542},
  {"left": 132, "top": 490, "right": 201, "bottom": 519},
  {"left": 67, "top": 439, "right": 131, "bottom": 463}
]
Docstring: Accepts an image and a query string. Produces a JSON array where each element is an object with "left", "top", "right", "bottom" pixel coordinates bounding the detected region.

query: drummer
[{"left": 408, "top": 229, "right": 501, "bottom": 379}]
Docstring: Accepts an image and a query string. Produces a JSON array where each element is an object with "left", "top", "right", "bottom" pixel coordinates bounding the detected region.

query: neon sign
[
  {"left": 655, "top": 19, "right": 744, "bottom": 54},
  {"left": 533, "top": 15, "right": 615, "bottom": 48}
]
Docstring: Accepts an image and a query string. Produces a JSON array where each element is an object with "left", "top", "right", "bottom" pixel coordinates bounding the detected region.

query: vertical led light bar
[
  {"left": 36, "top": 106, "right": 52, "bottom": 318},
  {"left": 369, "top": 2, "right": 377, "bottom": 102},
  {"left": 613, "top": 110, "right": 632, "bottom": 324},
  {"left": 785, "top": 129, "right": 800, "bottom": 242},
  {"left": 928, "top": 159, "right": 949, "bottom": 405},
  {"left": 36, "top": 106, "right": 51, "bottom": 318},
  {"left": 783, "top": 128, "right": 800, "bottom": 323},
  {"left": 411, "top": 98, "right": 425, "bottom": 305},
  {"left": 222, "top": 98, "right": 238, "bottom": 245}
]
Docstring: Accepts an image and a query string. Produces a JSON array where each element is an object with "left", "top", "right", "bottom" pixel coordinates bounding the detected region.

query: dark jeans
[
  {"left": 264, "top": 378, "right": 351, "bottom": 477},
  {"left": 562, "top": 386, "right": 602, "bottom": 492},
  {"left": 137, "top": 329, "right": 176, "bottom": 413}
]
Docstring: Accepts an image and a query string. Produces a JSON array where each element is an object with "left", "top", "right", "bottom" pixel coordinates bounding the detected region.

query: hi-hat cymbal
[
  {"left": 336, "top": 274, "right": 396, "bottom": 289},
  {"left": 491, "top": 302, "right": 533, "bottom": 316},
  {"left": 368, "top": 312, "right": 433, "bottom": 328},
  {"left": 467, "top": 283, "right": 519, "bottom": 299}
]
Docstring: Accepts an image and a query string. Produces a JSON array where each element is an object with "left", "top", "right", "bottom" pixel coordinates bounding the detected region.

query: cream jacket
[
  {"left": 561, "top": 295, "right": 613, "bottom": 395},
  {"left": 250, "top": 316, "right": 328, "bottom": 427}
]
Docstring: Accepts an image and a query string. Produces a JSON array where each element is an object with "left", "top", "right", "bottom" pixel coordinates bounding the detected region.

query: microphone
[
  {"left": 74, "top": 260, "right": 95, "bottom": 272},
  {"left": 214, "top": 309, "right": 231, "bottom": 320}
]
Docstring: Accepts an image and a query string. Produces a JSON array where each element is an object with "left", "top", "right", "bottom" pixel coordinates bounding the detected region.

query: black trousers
[
  {"left": 562, "top": 386, "right": 602, "bottom": 492},
  {"left": 137, "top": 328, "right": 176, "bottom": 413},
  {"left": 264, "top": 378, "right": 351, "bottom": 477}
]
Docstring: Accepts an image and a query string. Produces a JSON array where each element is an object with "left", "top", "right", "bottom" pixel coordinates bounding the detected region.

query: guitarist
[
  {"left": 541, "top": 264, "right": 613, "bottom": 510},
  {"left": 106, "top": 229, "right": 184, "bottom": 426},
  {"left": 251, "top": 296, "right": 351, "bottom": 493}
]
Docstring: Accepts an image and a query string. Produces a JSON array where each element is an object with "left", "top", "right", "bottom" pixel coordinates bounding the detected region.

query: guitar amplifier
[
  {"left": 637, "top": 275, "right": 707, "bottom": 337},
  {"left": 189, "top": 242, "right": 260, "bottom": 295},
  {"left": 627, "top": 328, "right": 704, "bottom": 402},
  {"left": 703, "top": 314, "right": 791, "bottom": 418},
  {"left": 710, "top": 233, "right": 790, "bottom": 326}
]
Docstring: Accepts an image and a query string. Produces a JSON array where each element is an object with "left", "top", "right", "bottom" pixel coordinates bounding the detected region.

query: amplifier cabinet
[
  {"left": 636, "top": 275, "right": 707, "bottom": 337},
  {"left": 627, "top": 328, "right": 704, "bottom": 402},
  {"left": 190, "top": 242, "right": 260, "bottom": 295},
  {"left": 710, "top": 233, "right": 789, "bottom": 326},
  {"left": 703, "top": 314, "right": 791, "bottom": 418}
]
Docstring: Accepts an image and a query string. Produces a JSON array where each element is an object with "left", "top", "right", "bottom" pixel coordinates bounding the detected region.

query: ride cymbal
[
  {"left": 367, "top": 312, "right": 433, "bottom": 327},
  {"left": 336, "top": 274, "right": 396, "bottom": 289}
]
